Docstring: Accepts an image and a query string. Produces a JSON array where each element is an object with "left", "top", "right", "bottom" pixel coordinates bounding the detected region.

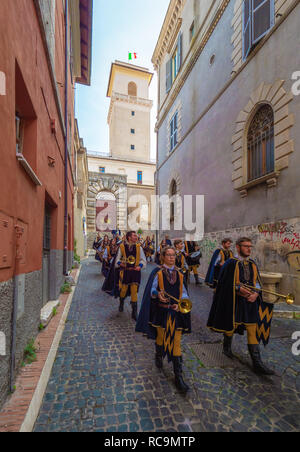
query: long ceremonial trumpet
[
  {"left": 161, "top": 291, "right": 192, "bottom": 314},
  {"left": 240, "top": 283, "right": 295, "bottom": 305},
  {"left": 213, "top": 279, "right": 295, "bottom": 305}
]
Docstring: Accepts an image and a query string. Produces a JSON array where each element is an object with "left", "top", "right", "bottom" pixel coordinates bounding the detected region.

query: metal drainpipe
[{"left": 63, "top": 0, "right": 69, "bottom": 276}]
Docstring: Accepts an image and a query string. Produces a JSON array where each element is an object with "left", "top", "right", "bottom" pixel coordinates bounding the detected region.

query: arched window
[
  {"left": 128, "top": 82, "right": 137, "bottom": 97},
  {"left": 247, "top": 104, "right": 274, "bottom": 182}
]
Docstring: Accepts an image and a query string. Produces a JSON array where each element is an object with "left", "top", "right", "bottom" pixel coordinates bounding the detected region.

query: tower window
[
  {"left": 131, "top": 129, "right": 135, "bottom": 134},
  {"left": 131, "top": 145, "right": 135, "bottom": 150},
  {"left": 128, "top": 82, "right": 137, "bottom": 97},
  {"left": 137, "top": 171, "right": 143, "bottom": 184}
]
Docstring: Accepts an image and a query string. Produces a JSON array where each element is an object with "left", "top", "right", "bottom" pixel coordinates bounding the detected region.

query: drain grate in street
[{"left": 188, "top": 343, "right": 245, "bottom": 369}]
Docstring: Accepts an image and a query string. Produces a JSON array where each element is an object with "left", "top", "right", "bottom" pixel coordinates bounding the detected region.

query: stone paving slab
[{"left": 34, "top": 259, "right": 300, "bottom": 432}]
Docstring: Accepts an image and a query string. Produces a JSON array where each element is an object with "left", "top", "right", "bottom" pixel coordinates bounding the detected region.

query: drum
[{"left": 187, "top": 251, "right": 202, "bottom": 266}]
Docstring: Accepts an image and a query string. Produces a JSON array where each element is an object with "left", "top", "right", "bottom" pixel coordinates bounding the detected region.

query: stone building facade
[
  {"left": 153, "top": 0, "right": 300, "bottom": 302},
  {"left": 74, "top": 120, "right": 89, "bottom": 259},
  {"left": 87, "top": 61, "right": 156, "bottom": 243}
]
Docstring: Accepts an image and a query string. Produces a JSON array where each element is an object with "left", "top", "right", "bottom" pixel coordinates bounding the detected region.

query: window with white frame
[
  {"left": 166, "top": 33, "right": 183, "bottom": 93},
  {"left": 170, "top": 112, "right": 178, "bottom": 152}
]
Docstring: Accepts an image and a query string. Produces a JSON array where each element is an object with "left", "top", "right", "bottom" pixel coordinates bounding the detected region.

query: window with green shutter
[
  {"left": 170, "top": 112, "right": 178, "bottom": 152},
  {"left": 166, "top": 32, "right": 183, "bottom": 93}
]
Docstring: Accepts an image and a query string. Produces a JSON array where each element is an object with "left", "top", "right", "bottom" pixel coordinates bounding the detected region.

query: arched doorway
[{"left": 96, "top": 191, "right": 117, "bottom": 232}]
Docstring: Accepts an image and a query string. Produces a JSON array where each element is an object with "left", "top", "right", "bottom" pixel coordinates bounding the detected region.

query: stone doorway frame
[{"left": 87, "top": 172, "right": 128, "bottom": 247}]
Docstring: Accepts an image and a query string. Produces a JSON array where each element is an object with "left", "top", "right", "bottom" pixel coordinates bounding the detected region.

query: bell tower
[{"left": 107, "top": 61, "right": 153, "bottom": 162}]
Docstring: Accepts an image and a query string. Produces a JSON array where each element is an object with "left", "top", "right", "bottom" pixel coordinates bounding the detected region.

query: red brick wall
[{"left": 0, "top": 0, "right": 75, "bottom": 282}]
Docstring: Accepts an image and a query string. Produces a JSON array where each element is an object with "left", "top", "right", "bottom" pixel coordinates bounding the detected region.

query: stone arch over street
[{"left": 87, "top": 172, "right": 128, "bottom": 247}]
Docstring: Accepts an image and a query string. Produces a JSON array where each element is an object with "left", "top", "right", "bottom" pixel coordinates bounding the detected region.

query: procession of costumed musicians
[{"left": 92, "top": 230, "right": 295, "bottom": 394}]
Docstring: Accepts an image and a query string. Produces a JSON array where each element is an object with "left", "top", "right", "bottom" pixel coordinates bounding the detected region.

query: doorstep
[
  {"left": 0, "top": 267, "right": 81, "bottom": 432},
  {"left": 40, "top": 300, "right": 61, "bottom": 328}
]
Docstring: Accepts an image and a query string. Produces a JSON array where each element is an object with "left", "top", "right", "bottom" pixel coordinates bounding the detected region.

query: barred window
[{"left": 247, "top": 104, "right": 274, "bottom": 182}]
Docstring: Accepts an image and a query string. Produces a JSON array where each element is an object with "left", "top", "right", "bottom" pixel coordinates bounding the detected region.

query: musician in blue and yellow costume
[
  {"left": 115, "top": 231, "right": 146, "bottom": 321},
  {"left": 207, "top": 237, "right": 275, "bottom": 375},
  {"left": 205, "top": 238, "right": 234, "bottom": 288},
  {"left": 184, "top": 241, "right": 202, "bottom": 285},
  {"left": 136, "top": 246, "right": 191, "bottom": 394},
  {"left": 174, "top": 239, "right": 189, "bottom": 288}
]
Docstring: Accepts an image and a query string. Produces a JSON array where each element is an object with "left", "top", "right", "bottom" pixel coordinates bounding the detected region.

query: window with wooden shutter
[
  {"left": 166, "top": 59, "right": 172, "bottom": 93},
  {"left": 177, "top": 33, "right": 182, "bottom": 70},
  {"left": 242, "top": 0, "right": 274, "bottom": 60},
  {"left": 252, "top": 0, "right": 274, "bottom": 44},
  {"left": 243, "top": 0, "right": 252, "bottom": 60}
]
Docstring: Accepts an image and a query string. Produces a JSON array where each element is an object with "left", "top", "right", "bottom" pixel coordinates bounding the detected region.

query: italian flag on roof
[{"left": 128, "top": 52, "right": 137, "bottom": 61}]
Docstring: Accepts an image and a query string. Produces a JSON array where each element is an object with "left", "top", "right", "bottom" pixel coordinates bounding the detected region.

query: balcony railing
[{"left": 111, "top": 91, "right": 153, "bottom": 106}]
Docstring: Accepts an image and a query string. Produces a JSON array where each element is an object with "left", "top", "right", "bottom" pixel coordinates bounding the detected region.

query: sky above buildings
[{"left": 75, "top": 0, "right": 170, "bottom": 160}]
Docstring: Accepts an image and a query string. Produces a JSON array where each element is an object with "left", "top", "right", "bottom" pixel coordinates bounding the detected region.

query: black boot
[
  {"left": 155, "top": 344, "right": 163, "bottom": 369},
  {"left": 248, "top": 345, "right": 275, "bottom": 376},
  {"left": 194, "top": 274, "right": 202, "bottom": 285},
  {"left": 173, "top": 357, "right": 189, "bottom": 394},
  {"left": 131, "top": 302, "right": 137, "bottom": 321},
  {"left": 223, "top": 334, "right": 234, "bottom": 359},
  {"left": 119, "top": 298, "right": 125, "bottom": 312}
]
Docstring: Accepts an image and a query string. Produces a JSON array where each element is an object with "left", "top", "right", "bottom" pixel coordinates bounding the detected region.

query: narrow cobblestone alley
[{"left": 33, "top": 258, "right": 300, "bottom": 432}]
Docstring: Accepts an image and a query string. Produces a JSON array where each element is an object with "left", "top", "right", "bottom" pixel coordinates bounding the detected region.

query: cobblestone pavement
[{"left": 34, "top": 259, "right": 300, "bottom": 432}]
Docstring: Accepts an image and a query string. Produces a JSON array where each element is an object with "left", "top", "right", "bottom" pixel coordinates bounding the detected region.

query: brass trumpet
[
  {"left": 213, "top": 279, "right": 295, "bottom": 305},
  {"left": 162, "top": 291, "right": 192, "bottom": 314},
  {"left": 127, "top": 255, "right": 136, "bottom": 265},
  {"left": 120, "top": 255, "right": 136, "bottom": 266},
  {"left": 240, "top": 283, "right": 295, "bottom": 305}
]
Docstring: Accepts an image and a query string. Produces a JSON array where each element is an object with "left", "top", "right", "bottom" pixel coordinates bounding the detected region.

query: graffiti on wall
[
  {"left": 258, "top": 222, "right": 300, "bottom": 251},
  {"left": 199, "top": 219, "right": 300, "bottom": 303},
  {"left": 200, "top": 237, "right": 218, "bottom": 259},
  {"left": 200, "top": 218, "right": 300, "bottom": 275}
]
